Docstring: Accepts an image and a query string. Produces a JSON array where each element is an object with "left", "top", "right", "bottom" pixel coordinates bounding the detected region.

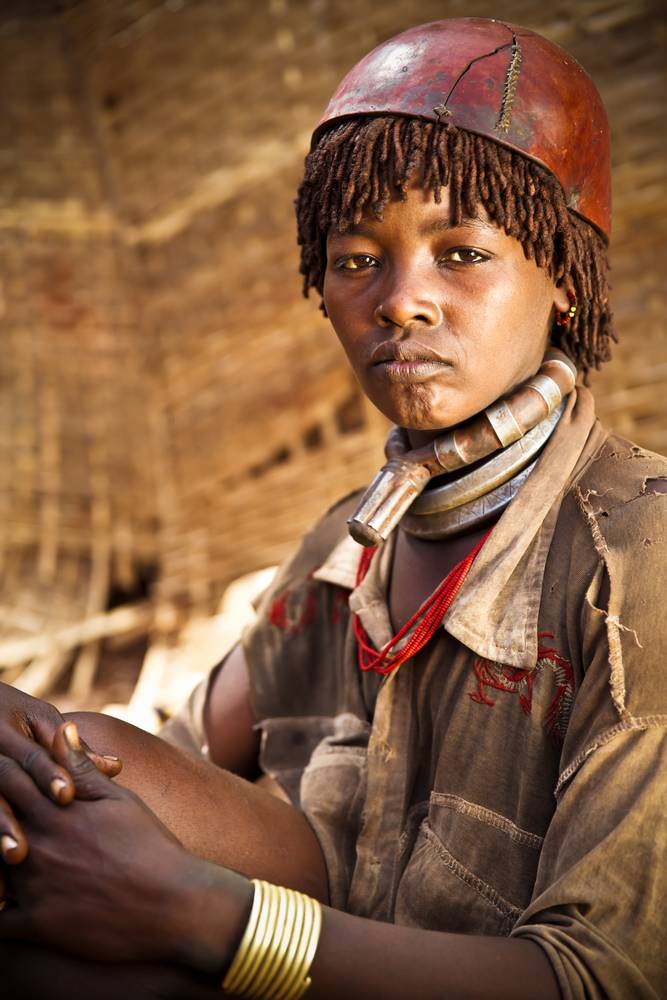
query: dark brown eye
[
  {"left": 441, "top": 248, "right": 488, "bottom": 264},
  {"left": 440, "top": 247, "right": 489, "bottom": 264},
  {"left": 335, "top": 254, "right": 378, "bottom": 271}
]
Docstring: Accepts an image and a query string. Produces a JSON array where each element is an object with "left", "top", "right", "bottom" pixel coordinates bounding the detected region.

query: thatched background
[{"left": 0, "top": 0, "right": 665, "bottom": 713}]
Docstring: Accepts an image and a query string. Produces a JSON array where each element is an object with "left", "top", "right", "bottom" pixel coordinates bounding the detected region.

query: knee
[
  {"left": 62, "top": 709, "right": 197, "bottom": 797},
  {"left": 64, "top": 710, "right": 131, "bottom": 756},
  {"left": 62, "top": 710, "right": 164, "bottom": 778}
]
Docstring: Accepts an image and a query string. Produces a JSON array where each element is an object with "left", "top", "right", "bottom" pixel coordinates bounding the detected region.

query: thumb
[
  {"left": 52, "top": 723, "right": 119, "bottom": 801},
  {"left": 81, "top": 744, "right": 123, "bottom": 780}
]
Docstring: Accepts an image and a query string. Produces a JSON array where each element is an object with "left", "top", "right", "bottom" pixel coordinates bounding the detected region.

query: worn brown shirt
[{"left": 165, "top": 388, "right": 667, "bottom": 999}]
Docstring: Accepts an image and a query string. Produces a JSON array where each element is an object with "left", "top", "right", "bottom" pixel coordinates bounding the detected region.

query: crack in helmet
[{"left": 313, "top": 18, "right": 611, "bottom": 239}]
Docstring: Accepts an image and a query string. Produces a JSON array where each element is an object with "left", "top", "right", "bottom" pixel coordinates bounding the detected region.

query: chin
[
  {"left": 372, "top": 385, "right": 473, "bottom": 432},
  {"left": 381, "top": 404, "right": 466, "bottom": 433}
]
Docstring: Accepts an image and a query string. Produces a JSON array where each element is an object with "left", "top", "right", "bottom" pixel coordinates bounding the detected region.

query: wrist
[
  {"left": 163, "top": 853, "right": 254, "bottom": 978},
  {"left": 221, "top": 879, "right": 324, "bottom": 999}
]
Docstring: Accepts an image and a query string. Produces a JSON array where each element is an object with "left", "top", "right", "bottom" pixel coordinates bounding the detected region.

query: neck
[{"left": 405, "top": 428, "right": 441, "bottom": 449}]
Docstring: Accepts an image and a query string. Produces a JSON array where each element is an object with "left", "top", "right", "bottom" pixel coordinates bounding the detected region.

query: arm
[
  {"left": 0, "top": 722, "right": 559, "bottom": 1000},
  {"left": 204, "top": 643, "right": 261, "bottom": 777},
  {"left": 160, "top": 643, "right": 262, "bottom": 780},
  {"left": 95, "top": 718, "right": 666, "bottom": 998}
]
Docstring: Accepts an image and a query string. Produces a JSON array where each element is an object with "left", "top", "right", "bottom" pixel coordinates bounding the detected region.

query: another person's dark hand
[
  {"left": 0, "top": 722, "right": 250, "bottom": 973},
  {"left": 0, "top": 682, "right": 121, "bottom": 866},
  {"left": 1, "top": 940, "right": 221, "bottom": 1000}
]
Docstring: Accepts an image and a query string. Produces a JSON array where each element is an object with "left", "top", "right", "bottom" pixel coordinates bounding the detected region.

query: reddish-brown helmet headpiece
[{"left": 313, "top": 18, "right": 611, "bottom": 239}]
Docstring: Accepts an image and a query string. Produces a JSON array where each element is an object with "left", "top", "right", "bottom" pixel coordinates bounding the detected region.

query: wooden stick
[
  {"left": 11, "top": 652, "right": 72, "bottom": 699},
  {"left": 0, "top": 603, "right": 151, "bottom": 670}
]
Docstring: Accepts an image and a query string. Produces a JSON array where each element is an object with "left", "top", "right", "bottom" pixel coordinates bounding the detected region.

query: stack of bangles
[{"left": 221, "top": 879, "right": 323, "bottom": 998}]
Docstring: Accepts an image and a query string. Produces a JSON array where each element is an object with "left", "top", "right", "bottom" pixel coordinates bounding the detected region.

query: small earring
[{"left": 555, "top": 292, "right": 577, "bottom": 327}]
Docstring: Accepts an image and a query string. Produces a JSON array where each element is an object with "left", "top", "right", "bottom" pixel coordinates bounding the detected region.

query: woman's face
[{"left": 323, "top": 184, "right": 570, "bottom": 434}]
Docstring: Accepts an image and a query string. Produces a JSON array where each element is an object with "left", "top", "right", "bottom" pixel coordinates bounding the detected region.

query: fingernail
[
  {"left": 50, "top": 776, "right": 69, "bottom": 802},
  {"left": 1, "top": 835, "right": 19, "bottom": 858},
  {"left": 102, "top": 755, "right": 120, "bottom": 763},
  {"left": 64, "top": 722, "right": 81, "bottom": 750}
]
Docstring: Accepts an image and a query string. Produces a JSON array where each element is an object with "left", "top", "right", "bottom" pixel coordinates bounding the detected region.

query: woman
[{"left": 0, "top": 18, "right": 665, "bottom": 999}]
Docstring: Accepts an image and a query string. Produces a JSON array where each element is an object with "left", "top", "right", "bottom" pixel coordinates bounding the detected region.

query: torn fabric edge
[{"left": 574, "top": 485, "right": 633, "bottom": 720}]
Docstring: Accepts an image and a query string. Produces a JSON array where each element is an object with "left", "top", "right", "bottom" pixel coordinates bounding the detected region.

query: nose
[{"left": 373, "top": 282, "right": 442, "bottom": 330}]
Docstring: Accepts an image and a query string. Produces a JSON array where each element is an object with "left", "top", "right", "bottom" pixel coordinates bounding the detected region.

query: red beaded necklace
[{"left": 353, "top": 530, "right": 491, "bottom": 676}]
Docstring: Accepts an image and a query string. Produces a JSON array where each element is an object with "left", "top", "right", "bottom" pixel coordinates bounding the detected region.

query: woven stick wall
[{"left": 0, "top": 0, "right": 665, "bottom": 709}]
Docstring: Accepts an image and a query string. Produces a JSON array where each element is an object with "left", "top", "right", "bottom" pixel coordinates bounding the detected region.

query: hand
[
  {"left": 0, "top": 682, "right": 122, "bottom": 865},
  {"left": 1, "top": 941, "right": 221, "bottom": 1000},
  {"left": 0, "top": 722, "right": 252, "bottom": 972}
]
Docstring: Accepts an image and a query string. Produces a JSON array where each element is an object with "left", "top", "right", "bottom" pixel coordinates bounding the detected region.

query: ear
[{"left": 553, "top": 281, "right": 573, "bottom": 313}]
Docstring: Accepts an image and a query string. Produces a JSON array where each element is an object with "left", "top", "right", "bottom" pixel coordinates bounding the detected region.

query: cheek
[
  {"left": 479, "top": 270, "right": 553, "bottom": 353},
  {"left": 323, "top": 273, "right": 351, "bottom": 333},
  {"left": 323, "top": 278, "right": 369, "bottom": 360}
]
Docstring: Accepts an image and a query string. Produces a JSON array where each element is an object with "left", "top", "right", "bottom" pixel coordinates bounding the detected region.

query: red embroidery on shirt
[
  {"left": 538, "top": 634, "right": 575, "bottom": 743},
  {"left": 470, "top": 661, "right": 535, "bottom": 712},
  {"left": 469, "top": 633, "right": 574, "bottom": 744},
  {"left": 269, "top": 571, "right": 320, "bottom": 636}
]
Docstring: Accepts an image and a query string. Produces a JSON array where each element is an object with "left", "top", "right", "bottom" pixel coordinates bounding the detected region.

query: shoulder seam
[{"left": 555, "top": 714, "right": 667, "bottom": 796}]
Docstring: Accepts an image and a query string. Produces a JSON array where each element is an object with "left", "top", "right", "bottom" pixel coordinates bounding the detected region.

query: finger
[
  {"left": 0, "top": 757, "right": 53, "bottom": 860},
  {"left": 0, "top": 729, "right": 119, "bottom": 801},
  {"left": 0, "top": 726, "right": 74, "bottom": 806},
  {"left": 51, "top": 723, "right": 121, "bottom": 802},
  {"left": 25, "top": 705, "right": 122, "bottom": 780},
  {"left": 0, "top": 797, "right": 29, "bottom": 865},
  {"left": 81, "top": 743, "right": 123, "bottom": 779}
]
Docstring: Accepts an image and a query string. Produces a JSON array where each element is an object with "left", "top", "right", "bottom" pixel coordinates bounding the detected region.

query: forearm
[
  {"left": 309, "top": 907, "right": 559, "bottom": 1000},
  {"left": 176, "top": 870, "right": 560, "bottom": 1000}
]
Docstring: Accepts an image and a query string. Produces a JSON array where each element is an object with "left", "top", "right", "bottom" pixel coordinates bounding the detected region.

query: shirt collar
[{"left": 314, "top": 387, "right": 603, "bottom": 668}]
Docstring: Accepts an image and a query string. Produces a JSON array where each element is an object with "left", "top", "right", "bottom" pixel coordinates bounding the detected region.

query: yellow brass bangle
[
  {"left": 283, "top": 896, "right": 321, "bottom": 1000},
  {"left": 234, "top": 879, "right": 266, "bottom": 995},
  {"left": 222, "top": 879, "right": 263, "bottom": 994},
  {"left": 231, "top": 880, "right": 272, "bottom": 994},
  {"left": 235, "top": 881, "right": 280, "bottom": 995},
  {"left": 273, "top": 894, "right": 314, "bottom": 1000},
  {"left": 289, "top": 898, "right": 322, "bottom": 1000},
  {"left": 264, "top": 886, "right": 306, "bottom": 999},
  {"left": 252, "top": 884, "right": 290, "bottom": 995},
  {"left": 221, "top": 881, "right": 322, "bottom": 1000},
  {"left": 290, "top": 977, "right": 313, "bottom": 1000}
]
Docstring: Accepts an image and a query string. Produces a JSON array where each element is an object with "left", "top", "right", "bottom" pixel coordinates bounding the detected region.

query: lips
[
  {"left": 370, "top": 341, "right": 453, "bottom": 383},
  {"left": 370, "top": 341, "right": 450, "bottom": 365}
]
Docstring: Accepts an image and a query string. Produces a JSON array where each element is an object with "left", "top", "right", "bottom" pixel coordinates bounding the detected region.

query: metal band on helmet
[{"left": 313, "top": 18, "right": 611, "bottom": 239}]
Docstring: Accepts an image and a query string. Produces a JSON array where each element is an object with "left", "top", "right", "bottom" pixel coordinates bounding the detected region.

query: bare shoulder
[{"left": 204, "top": 643, "right": 260, "bottom": 777}]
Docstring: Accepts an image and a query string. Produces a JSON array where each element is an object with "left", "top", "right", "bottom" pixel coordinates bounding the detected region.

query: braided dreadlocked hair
[{"left": 296, "top": 116, "right": 615, "bottom": 375}]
